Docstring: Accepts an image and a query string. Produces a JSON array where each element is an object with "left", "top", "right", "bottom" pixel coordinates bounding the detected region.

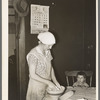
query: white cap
[{"left": 37, "top": 32, "right": 56, "bottom": 45}]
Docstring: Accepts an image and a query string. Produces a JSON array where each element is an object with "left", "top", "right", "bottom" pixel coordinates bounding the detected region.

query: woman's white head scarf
[{"left": 37, "top": 32, "right": 56, "bottom": 45}]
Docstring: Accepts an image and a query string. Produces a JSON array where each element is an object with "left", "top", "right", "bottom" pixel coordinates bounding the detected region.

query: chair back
[{"left": 65, "top": 71, "right": 93, "bottom": 87}]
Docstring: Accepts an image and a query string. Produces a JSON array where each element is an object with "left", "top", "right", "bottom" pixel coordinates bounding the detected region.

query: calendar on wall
[{"left": 31, "top": 4, "right": 49, "bottom": 34}]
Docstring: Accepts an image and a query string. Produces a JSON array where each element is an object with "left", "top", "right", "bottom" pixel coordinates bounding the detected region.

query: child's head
[{"left": 76, "top": 71, "right": 87, "bottom": 83}]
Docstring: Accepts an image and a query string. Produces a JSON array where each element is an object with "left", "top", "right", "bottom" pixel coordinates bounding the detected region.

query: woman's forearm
[
  {"left": 30, "top": 72, "right": 51, "bottom": 85},
  {"left": 29, "top": 65, "right": 51, "bottom": 85},
  {"left": 51, "top": 67, "right": 59, "bottom": 85}
]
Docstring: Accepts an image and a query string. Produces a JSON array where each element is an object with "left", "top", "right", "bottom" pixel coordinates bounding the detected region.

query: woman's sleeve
[
  {"left": 27, "top": 54, "right": 38, "bottom": 78},
  {"left": 27, "top": 54, "right": 38, "bottom": 66}
]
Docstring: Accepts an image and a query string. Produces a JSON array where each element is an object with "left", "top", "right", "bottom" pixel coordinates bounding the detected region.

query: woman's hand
[
  {"left": 55, "top": 82, "right": 61, "bottom": 89},
  {"left": 47, "top": 81, "right": 56, "bottom": 89}
]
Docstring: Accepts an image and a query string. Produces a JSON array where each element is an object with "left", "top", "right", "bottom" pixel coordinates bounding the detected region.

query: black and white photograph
[{"left": 2, "top": 0, "right": 98, "bottom": 100}]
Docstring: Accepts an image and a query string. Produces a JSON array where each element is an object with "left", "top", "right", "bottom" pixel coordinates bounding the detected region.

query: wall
[
  {"left": 25, "top": 0, "right": 96, "bottom": 87},
  {"left": 49, "top": 0, "right": 85, "bottom": 85},
  {"left": 84, "top": 0, "right": 96, "bottom": 86}
]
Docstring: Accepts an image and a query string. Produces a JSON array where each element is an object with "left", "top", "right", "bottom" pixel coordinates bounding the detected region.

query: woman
[{"left": 26, "top": 32, "right": 61, "bottom": 100}]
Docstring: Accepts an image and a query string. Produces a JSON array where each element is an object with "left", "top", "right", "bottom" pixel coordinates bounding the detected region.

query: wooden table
[
  {"left": 65, "top": 87, "right": 96, "bottom": 100},
  {"left": 44, "top": 87, "right": 96, "bottom": 100}
]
